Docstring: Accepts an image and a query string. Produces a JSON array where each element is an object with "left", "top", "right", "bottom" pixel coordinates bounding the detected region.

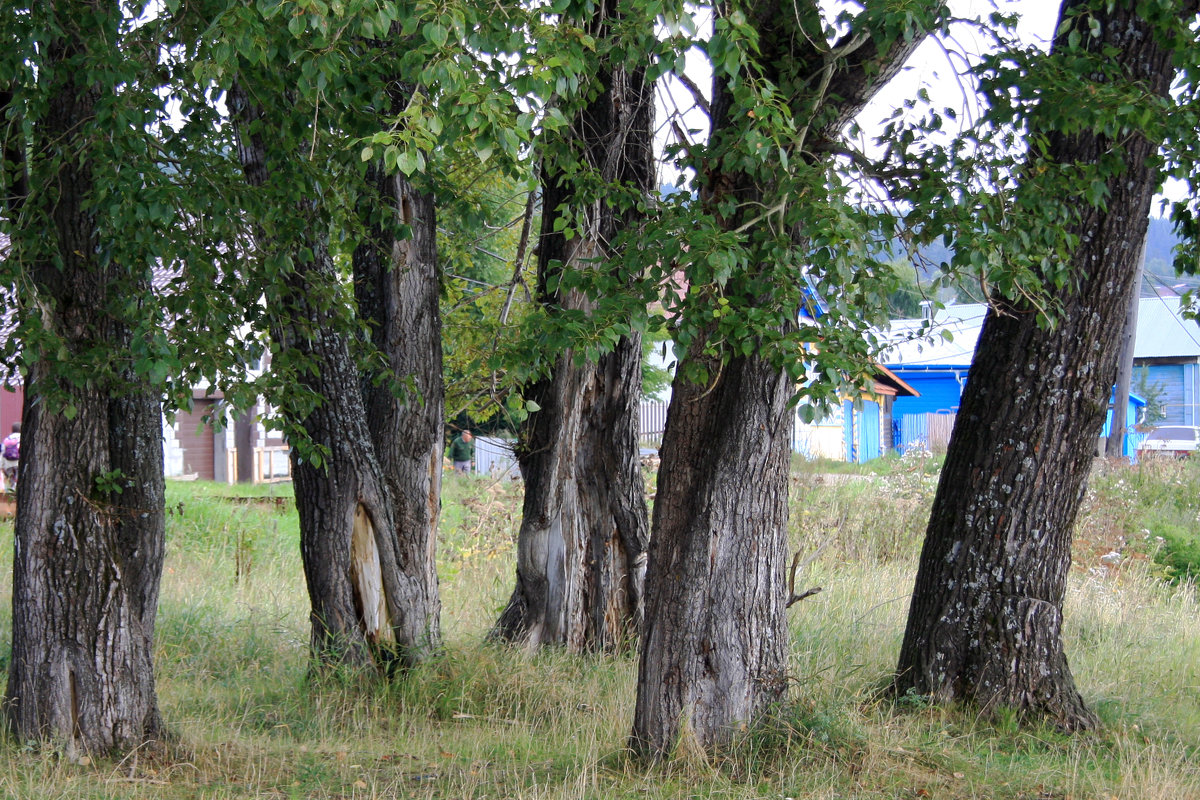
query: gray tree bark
[
  {"left": 492, "top": 0, "right": 653, "bottom": 653},
  {"left": 231, "top": 82, "right": 439, "bottom": 671},
  {"left": 353, "top": 162, "right": 443, "bottom": 662},
  {"left": 630, "top": 0, "right": 943, "bottom": 757},
  {"left": 630, "top": 345, "right": 794, "bottom": 756},
  {"left": 4, "top": 3, "right": 165, "bottom": 754},
  {"left": 893, "top": 0, "right": 1190, "bottom": 731}
]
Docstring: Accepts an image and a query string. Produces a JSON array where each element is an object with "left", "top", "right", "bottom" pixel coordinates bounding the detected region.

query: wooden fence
[
  {"left": 898, "top": 412, "right": 957, "bottom": 454},
  {"left": 222, "top": 445, "right": 292, "bottom": 484},
  {"left": 640, "top": 400, "right": 668, "bottom": 447}
]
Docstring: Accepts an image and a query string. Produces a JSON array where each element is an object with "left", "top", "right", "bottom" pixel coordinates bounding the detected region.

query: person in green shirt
[{"left": 449, "top": 430, "right": 474, "bottom": 474}]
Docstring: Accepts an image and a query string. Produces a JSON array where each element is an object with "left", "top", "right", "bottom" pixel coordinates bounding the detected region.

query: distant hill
[
  {"left": 1143, "top": 217, "right": 1200, "bottom": 296},
  {"left": 909, "top": 216, "right": 1198, "bottom": 298}
]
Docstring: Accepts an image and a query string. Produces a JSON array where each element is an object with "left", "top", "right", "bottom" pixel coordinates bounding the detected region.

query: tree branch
[
  {"left": 1, "top": 87, "right": 29, "bottom": 218},
  {"left": 668, "top": 68, "right": 710, "bottom": 116},
  {"left": 786, "top": 539, "right": 829, "bottom": 608},
  {"left": 819, "top": 2, "right": 949, "bottom": 136}
]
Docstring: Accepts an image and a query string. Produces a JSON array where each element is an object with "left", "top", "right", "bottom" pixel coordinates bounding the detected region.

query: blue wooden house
[
  {"left": 1132, "top": 295, "right": 1200, "bottom": 424},
  {"left": 790, "top": 276, "right": 921, "bottom": 463},
  {"left": 882, "top": 302, "right": 1158, "bottom": 455},
  {"left": 792, "top": 365, "right": 919, "bottom": 463}
]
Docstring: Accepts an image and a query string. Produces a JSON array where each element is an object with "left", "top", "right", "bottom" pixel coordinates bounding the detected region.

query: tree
[
  {"left": 352, "top": 159, "right": 444, "bottom": 666},
  {"left": 219, "top": 0, "right": 457, "bottom": 668},
  {"left": 232, "top": 76, "right": 422, "bottom": 670},
  {"left": 1, "top": 0, "right": 176, "bottom": 754},
  {"left": 630, "top": 0, "right": 949, "bottom": 757},
  {"left": 215, "top": 0, "right": 531, "bottom": 670},
  {"left": 892, "top": 0, "right": 1197, "bottom": 730},
  {"left": 491, "top": 0, "right": 654, "bottom": 652}
]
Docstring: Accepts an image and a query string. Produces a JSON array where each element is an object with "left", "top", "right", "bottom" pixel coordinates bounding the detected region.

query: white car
[{"left": 1137, "top": 426, "right": 1200, "bottom": 458}]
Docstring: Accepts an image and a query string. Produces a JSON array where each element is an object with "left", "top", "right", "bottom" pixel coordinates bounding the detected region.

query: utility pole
[{"left": 1106, "top": 226, "right": 1149, "bottom": 458}]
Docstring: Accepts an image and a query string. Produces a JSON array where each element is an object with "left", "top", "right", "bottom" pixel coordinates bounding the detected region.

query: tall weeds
[{"left": 0, "top": 461, "right": 1196, "bottom": 798}]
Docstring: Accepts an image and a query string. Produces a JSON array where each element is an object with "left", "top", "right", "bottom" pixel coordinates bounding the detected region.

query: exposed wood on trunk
[
  {"left": 492, "top": 1, "right": 652, "bottom": 653},
  {"left": 351, "top": 504, "right": 394, "bottom": 644},
  {"left": 893, "top": 0, "right": 1189, "bottom": 731}
]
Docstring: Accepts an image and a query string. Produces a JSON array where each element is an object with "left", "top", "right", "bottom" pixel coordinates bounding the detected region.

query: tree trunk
[
  {"left": 352, "top": 164, "right": 443, "bottom": 662},
  {"left": 494, "top": 330, "right": 650, "bottom": 651},
  {"left": 5, "top": 10, "right": 165, "bottom": 752},
  {"left": 629, "top": 0, "right": 941, "bottom": 758},
  {"left": 629, "top": 346, "right": 793, "bottom": 756},
  {"left": 8, "top": 376, "right": 167, "bottom": 756},
  {"left": 230, "top": 84, "right": 436, "bottom": 671},
  {"left": 892, "top": 0, "right": 1185, "bottom": 731},
  {"left": 235, "top": 410, "right": 256, "bottom": 483},
  {"left": 283, "top": 294, "right": 412, "bottom": 667},
  {"left": 492, "top": 4, "right": 652, "bottom": 653}
]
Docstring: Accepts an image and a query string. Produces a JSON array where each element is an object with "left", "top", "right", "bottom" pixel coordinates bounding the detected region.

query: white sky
[
  {"left": 656, "top": 0, "right": 1190, "bottom": 211},
  {"left": 655, "top": 0, "right": 1060, "bottom": 186}
]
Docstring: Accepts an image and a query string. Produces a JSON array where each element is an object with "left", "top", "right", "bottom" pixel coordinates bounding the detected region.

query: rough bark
[
  {"left": 630, "top": 0, "right": 943, "bottom": 757},
  {"left": 7, "top": 376, "right": 167, "bottom": 756},
  {"left": 352, "top": 164, "right": 443, "bottom": 663},
  {"left": 892, "top": 0, "right": 1187, "bottom": 731},
  {"left": 630, "top": 347, "right": 794, "bottom": 756},
  {"left": 283, "top": 304, "right": 410, "bottom": 667},
  {"left": 492, "top": 2, "right": 652, "bottom": 653},
  {"left": 494, "top": 329, "right": 650, "bottom": 651},
  {"left": 5, "top": 9, "right": 165, "bottom": 753},
  {"left": 230, "top": 84, "right": 435, "bottom": 670}
]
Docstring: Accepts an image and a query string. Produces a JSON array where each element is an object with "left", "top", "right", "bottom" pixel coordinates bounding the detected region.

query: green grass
[
  {"left": 1086, "top": 455, "right": 1200, "bottom": 581},
  {"left": 0, "top": 463, "right": 1197, "bottom": 798}
]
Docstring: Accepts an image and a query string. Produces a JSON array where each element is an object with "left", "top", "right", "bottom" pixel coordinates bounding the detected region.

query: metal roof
[
  {"left": 1134, "top": 295, "right": 1200, "bottom": 358},
  {"left": 881, "top": 298, "right": 1200, "bottom": 367},
  {"left": 879, "top": 304, "right": 987, "bottom": 367}
]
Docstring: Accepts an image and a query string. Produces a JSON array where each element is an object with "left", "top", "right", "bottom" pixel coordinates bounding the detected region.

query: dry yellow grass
[{"left": 0, "top": 461, "right": 1195, "bottom": 798}]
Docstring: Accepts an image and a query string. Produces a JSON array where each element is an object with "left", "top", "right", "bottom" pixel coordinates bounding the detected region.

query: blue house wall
[
  {"left": 1139, "top": 363, "right": 1200, "bottom": 425},
  {"left": 1101, "top": 392, "right": 1147, "bottom": 458},
  {"left": 887, "top": 367, "right": 968, "bottom": 418},
  {"left": 887, "top": 366, "right": 1145, "bottom": 456},
  {"left": 842, "top": 399, "right": 883, "bottom": 463}
]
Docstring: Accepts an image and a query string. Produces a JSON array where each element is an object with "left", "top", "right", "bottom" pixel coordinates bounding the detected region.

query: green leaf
[
  {"left": 424, "top": 22, "right": 448, "bottom": 48},
  {"left": 397, "top": 149, "right": 421, "bottom": 175}
]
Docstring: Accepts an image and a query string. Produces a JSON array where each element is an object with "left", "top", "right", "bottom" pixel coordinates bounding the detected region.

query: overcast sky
[
  {"left": 655, "top": 0, "right": 1063, "bottom": 185},
  {"left": 657, "top": 1, "right": 1194, "bottom": 212}
]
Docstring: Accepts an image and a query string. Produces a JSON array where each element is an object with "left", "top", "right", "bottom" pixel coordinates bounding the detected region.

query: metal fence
[{"left": 474, "top": 436, "right": 520, "bottom": 478}]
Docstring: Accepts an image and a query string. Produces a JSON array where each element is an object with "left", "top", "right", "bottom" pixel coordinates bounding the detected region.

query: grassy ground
[{"left": 0, "top": 454, "right": 1197, "bottom": 798}]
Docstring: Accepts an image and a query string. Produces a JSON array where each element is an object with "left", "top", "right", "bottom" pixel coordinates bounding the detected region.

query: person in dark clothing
[{"left": 449, "top": 430, "right": 474, "bottom": 474}]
